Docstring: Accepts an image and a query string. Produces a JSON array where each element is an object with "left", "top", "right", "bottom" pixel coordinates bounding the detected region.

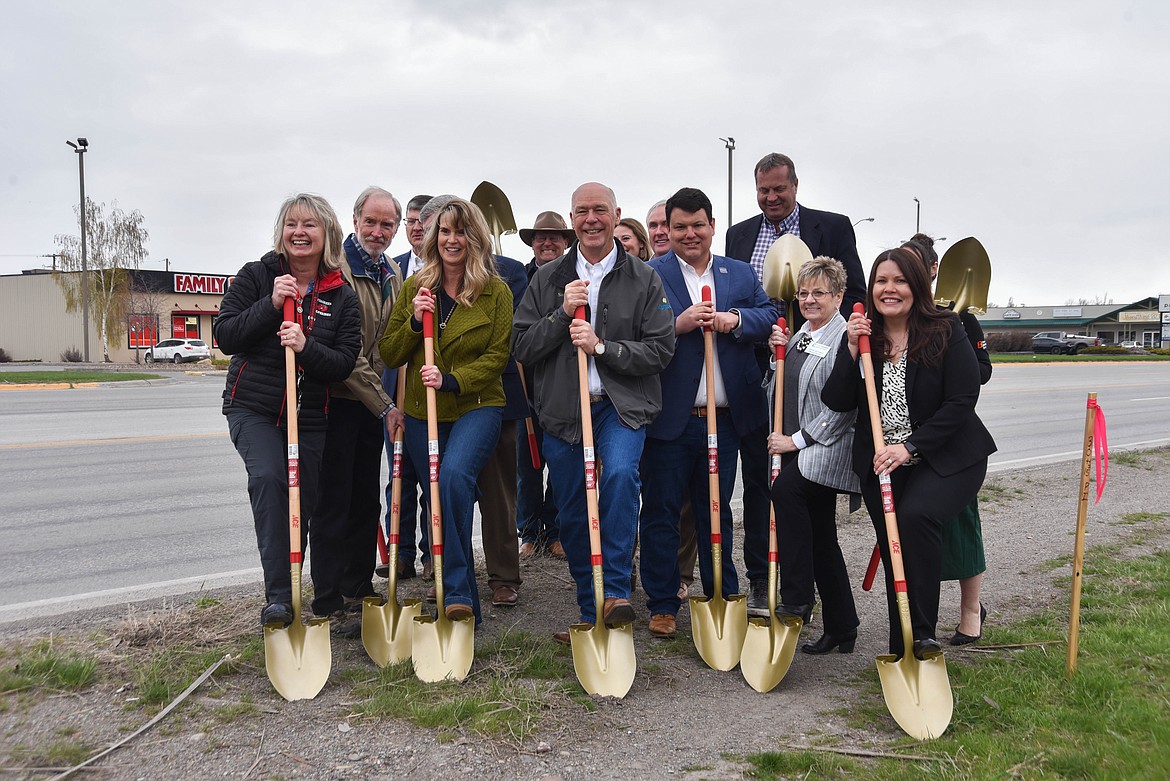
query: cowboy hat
[{"left": 519, "top": 211, "right": 576, "bottom": 246}]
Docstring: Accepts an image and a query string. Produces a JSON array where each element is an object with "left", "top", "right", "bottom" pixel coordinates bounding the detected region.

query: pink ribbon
[{"left": 1088, "top": 397, "right": 1109, "bottom": 503}]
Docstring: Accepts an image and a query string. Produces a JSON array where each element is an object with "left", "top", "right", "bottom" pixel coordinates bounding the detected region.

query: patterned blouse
[{"left": 881, "top": 353, "right": 921, "bottom": 464}]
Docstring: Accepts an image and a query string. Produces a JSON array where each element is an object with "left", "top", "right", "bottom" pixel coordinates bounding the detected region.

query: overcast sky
[{"left": 2, "top": 1, "right": 1167, "bottom": 308}]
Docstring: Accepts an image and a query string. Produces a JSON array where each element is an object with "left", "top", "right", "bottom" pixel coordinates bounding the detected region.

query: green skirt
[{"left": 940, "top": 498, "right": 986, "bottom": 581}]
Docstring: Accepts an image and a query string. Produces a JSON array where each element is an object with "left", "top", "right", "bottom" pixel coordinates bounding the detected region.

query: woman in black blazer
[{"left": 821, "top": 247, "right": 995, "bottom": 659}]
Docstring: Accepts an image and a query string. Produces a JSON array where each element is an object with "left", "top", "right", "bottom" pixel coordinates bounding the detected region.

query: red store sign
[{"left": 173, "top": 273, "right": 233, "bottom": 295}]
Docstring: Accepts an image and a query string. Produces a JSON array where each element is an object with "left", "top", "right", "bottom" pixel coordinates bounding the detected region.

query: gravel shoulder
[{"left": 2, "top": 449, "right": 1167, "bottom": 781}]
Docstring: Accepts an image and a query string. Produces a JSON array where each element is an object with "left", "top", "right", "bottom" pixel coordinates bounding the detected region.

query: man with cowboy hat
[{"left": 515, "top": 211, "right": 576, "bottom": 561}]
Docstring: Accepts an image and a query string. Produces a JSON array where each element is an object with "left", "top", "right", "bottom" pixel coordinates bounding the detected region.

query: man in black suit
[{"left": 724, "top": 152, "right": 865, "bottom": 616}]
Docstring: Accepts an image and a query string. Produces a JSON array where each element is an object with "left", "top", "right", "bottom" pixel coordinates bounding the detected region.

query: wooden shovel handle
[
  {"left": 575, "top": 306, "right": 604, "bottom": 568},
  {"left": 855, "top": 302, "right": 908, "bottom": 589},
  {"left": 387, "top": 368, "right": 408, "bottom": 543},
  {"left": 515, "top": 361, "right": 542, "bottom": 470},
  {"left": 282, "top": 298, "right": 303, "bottom": 564},
  {"left": 422, "top": 304, "right": 443, "bottom": 554},
  {"left": 768, "top": 317, "right": 786, "bottom": 563}
]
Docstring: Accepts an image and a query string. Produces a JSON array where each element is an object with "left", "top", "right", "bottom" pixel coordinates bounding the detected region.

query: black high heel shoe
[
  {"left": 912, "top": 637, "right": 943, "bottom": 660},
  {"left": 949, "top": 603, "right": 987, "bottom": 646},
  {"left": 801, "top": 629, "right": 858, "bottom": 655},
  {"left": 776, "top": 602, "right": 814, "bottom": 624}
]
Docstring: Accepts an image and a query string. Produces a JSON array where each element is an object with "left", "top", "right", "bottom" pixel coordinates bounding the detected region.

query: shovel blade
[
  {"left": 411, "top": 612, "right": 475, "bottom": 683},
  {"left": 690, "top": 594, "right": 749, "bottom": 671},
  {"left": 570, "top": 621, "right": 636, "bottom": 698},
  {"left": 876, "top": 652, "right": 954, "bottom": 740},
  {"left": 264, "top": 618, "right": 332, "bottom": 701},
  {"left": 740, "top": 615, "right": 802, "bottom": 693},
  {"left": 362, "top": 596, "right": 423, "bottom": 668}
]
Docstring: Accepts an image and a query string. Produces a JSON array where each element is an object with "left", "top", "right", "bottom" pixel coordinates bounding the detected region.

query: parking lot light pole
[
  {"left": 719, "top": 137, "right": 735, "bottom": 227},
  {"left": 66, "top": 137, "right": 90, "bottom": 363}
]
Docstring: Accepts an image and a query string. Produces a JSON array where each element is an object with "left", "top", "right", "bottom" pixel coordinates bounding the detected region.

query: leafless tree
[
  {"left": 54, "top": 199, "right": 150, "bottom": 362},
  {"left": 124, "top": 277, "right": 168, "bottom": 364}
]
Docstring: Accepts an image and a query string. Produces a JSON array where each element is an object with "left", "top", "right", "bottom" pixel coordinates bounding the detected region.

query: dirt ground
[{"left": 2, "top": 449, "right": 1167, "bottom": 781}]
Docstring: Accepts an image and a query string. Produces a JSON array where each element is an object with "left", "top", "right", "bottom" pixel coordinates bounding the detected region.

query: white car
[
  {"left": 145, "top": 338, "right": 211, "bottom": 364},
  {"left": 1120, "top": 341, "right": 1139, "bottom": 349}
]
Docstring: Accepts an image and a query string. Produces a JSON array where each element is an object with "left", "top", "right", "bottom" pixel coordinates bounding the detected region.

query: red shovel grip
[
  {"left": 853, "top": 302, "right": 870, "bottom": 355},
  {"left": 575, "top": 305, "right": 585, "bottom": 320},
  {"left": 283, "top": 297, "right": 294, "bottom": 322},
  {"left": 702, "top": 285, "right": 712, "bottom": 332},
  {"left": 421, "top": 289, "right": 434, "bottom": 338},
  {"left": 862, "top": 543, "right": 881, "bottom": 591},
  {"left": 775, "top": 317, "right": 786, "bottom": 361},
  {"left": 527, "top": 432, "right": 541, "bottom": 470}
]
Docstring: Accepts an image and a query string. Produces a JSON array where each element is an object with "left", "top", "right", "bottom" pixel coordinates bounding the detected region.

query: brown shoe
[
  {"left": 422, "top": 560, "right": 434, "bottom": 580},
  {"left": 426, "top": 584, "right": 436, "bottom": 602},
  {"left": 677, "top": 583, "right": 689, "bottom": 601},
  {"left": 547, "top": 540, "right": 567, "bottom": 560},
  {"left": 492, "top": 585, "right": 519, "bottom": 607},
  {"left": 553, "top": 623, "right": 592, "bottom": 645},
  {"left": 649, "top": 614, "right": 677, "bottom": 637},
  {"left": 445, "top": 603, "right": 474, "bottom": 621},
  {"left": 519, "top": 541, "right": 538, "bottom": 560},
  {"left": 397, "top": 560, "right": 417, "bottom": 580},
  {"left": 602, "top": 597, "right": 635, "bottom": 628}
]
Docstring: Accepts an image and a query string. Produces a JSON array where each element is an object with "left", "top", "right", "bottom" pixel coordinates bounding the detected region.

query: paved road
[{"left": 2, "top": 363, "right": 1168, "bottom": 621}]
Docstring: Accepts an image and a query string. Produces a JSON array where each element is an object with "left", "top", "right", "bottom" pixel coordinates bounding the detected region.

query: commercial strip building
[
  {"left": 975, "top": 296, "right": 1168, "bottom": 348},
  {"left": 0, "top": 268, "right": 233, "bottom": 363}
]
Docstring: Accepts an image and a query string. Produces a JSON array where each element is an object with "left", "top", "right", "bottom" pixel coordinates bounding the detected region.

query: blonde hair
[
  {"left": 415, "top": 198, "right": 498, "bottom": 306},
  {"left": 272, "top": 193, "right": 344, "bottom": 271}
]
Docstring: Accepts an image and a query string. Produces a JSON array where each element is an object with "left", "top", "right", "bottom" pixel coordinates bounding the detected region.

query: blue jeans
[
  {"left": 543, "top": 398, "right": 644, "bottom": 624},
  {"left": 640, "top": 415, "right": 741, "bottom": 616},
  {"left": 403, "top": 406, "right": 502, "bottom": 624},
  {"left": 515, "top": 417, "right": 560, "bottom": 546}
]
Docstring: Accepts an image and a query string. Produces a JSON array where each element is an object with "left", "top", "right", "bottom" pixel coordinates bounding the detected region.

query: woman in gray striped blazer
[{"left": 767, "top": 256, "right": 861, "bottom": 653}]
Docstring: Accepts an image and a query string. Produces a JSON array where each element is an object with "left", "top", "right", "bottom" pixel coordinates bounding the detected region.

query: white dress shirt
[
  {"left": 677, "top": 254, "right": 729, "bottom": 408},
  {"left": 575, "top": 243, "right": 619, "bottom": 395}
]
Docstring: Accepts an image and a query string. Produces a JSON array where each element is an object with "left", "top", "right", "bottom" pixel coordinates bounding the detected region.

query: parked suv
[
  {"left": 145, "top": 338, "right": 211, "bottom": 364},
  {"left": 1031, "top": 332, "right": 1099, "bottom": 355}
]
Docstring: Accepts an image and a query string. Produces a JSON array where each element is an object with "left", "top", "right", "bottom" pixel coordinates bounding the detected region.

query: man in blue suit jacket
[
  {"left": 723, "top": 153, "right": 865, "bottom": 616},
  {"left": 640, "top": 188, "right": 778, "bottom": 637}
]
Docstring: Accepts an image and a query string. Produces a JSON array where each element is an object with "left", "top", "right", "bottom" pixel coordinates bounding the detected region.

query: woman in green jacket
[{"left": 379, "top": 197, "right": 512, "bottom": 624}]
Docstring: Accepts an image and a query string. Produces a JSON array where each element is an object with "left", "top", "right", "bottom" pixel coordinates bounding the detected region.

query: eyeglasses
[
  {"left": 795, "top": 289, "right": 834, "bottom": 300},
  {"left": 404, "top": 218, "right": 422, "bottom": 228}
]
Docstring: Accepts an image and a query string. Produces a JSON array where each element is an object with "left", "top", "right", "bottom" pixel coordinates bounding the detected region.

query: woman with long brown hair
[{"left": 821, "top": 247, "right": 995, "bottom": 659}]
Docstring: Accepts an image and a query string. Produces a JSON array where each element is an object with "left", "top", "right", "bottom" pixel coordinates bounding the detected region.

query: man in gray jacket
[{"left": 513, "top": 182, "right": 675, "bottom": 643}]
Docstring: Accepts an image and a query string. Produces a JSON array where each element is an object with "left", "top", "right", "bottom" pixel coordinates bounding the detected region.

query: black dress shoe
[
  {"left": 260, "top": 603, "right": 293, "bottom": 627},
  {"left": 776, "top": 602, "right": 813, "bottom": 624},
  {"left": 912, "top": 638, "right": 943, "bottom": 660},
  {"left": 801, "top": 629, "right": 858, "bottom": 655},
  {"left": 949, "top": 602, "right": 987, "bottom": 646}
]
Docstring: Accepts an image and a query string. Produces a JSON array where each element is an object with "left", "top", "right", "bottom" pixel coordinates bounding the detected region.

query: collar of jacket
[
  {"left": 548, "top": 239, "right": 633, "bottom": 288},
  {"left": 262, "top": 250, "right": 348, "bottom": 293},
  {"left": 343, "top": 235, "right": 382, "bottom": 282}
]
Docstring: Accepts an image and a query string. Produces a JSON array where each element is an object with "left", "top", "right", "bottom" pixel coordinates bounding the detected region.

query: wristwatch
[{"left": 594, "top": 341, "right": 606, "bottom": 356}]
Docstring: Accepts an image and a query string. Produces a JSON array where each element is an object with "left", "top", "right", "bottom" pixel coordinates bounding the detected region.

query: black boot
[{"left": 801, "top": 629, "right": 857, "bottom": 654}]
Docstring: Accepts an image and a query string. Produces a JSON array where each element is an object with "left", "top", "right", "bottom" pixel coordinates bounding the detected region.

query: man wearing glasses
[{"left": 724, "top": 153, "right": 865, "bottom": 617}]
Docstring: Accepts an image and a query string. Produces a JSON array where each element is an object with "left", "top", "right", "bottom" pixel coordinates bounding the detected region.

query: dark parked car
[{"left": 1031, "top": 332, "right": 1099, "bottom": 355}]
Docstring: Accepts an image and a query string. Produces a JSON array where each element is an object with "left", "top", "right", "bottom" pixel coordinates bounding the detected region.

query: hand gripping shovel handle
[{"left": 515, "top": 361, "right": 542, "bottom": 470}]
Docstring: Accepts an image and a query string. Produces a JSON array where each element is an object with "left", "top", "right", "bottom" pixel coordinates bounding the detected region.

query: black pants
[
  {"left": 227, "top": 410, "right": 325, "bottom": 606},
  {"left": 740, "top": 423, "right": 772, "bottom": 583},
  {"left": 309, "top": 398, "right": 384, "bottom": 614},
  {"left": 861, "top": 457, "right": 987, "bottom": 656},
  {"left": 772, "top": 456, "right": 858, "bottom": 635}
]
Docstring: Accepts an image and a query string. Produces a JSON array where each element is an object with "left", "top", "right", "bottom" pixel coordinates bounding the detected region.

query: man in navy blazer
[
  {"left": 723, "top": 153, "right": 865, "bottom": 615},
  {"left": 640, "top": 188, "right": 777, "bottom": 638}
]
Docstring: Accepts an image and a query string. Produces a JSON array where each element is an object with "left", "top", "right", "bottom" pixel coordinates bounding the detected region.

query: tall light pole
[
  {"left": 852, "top": 217, "right": 875, "bottom": 228},
  {"left": 913, "top": 196, "right": 920, "bottom": 234},
  {"left": 66, "top": 137, "right": 90, "bottom": 362},
  {"left": 719, "top": 137, "right": 735, "bottom": 227}
]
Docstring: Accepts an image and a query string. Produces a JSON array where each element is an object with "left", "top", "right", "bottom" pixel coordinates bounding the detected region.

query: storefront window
[
  {"left": 128, "top": 314, "right": 159, "bottom": 348},
  {"left": 173, "top": 315, "right": 200, "bottom": 339}
]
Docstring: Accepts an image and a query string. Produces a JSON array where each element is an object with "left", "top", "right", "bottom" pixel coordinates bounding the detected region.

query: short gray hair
[
  {"left": 406, "top": 194, "right": 433, "bottom": 213},
  {"left": 796, "top": 255, "right": 847, "bottom": 295},
  {"left": 646, "top": 199, "right": 667, "bottom": 222},
  {"left": 352, "top": 186, "right": 400, "bottom": 221},
  {"left": 419, "top": 194, "right": 458, "bottom": 225}
]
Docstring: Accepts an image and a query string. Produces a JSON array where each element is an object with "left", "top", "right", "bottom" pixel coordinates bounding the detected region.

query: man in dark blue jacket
[{"left": 641, "top": 188, "right": 777, "bottom": 637}]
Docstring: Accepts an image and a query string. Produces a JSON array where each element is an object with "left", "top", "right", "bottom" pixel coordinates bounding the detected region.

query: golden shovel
[
  {"left": 934, "top": 237, "right": 991, "bottom": 315},
  {"left": 741, "top": 316, "right": 802, "bottom": 693},
  {"left": 689, "top": 285, "right": 748, "bottom": 672},
  {"left": 470, "top": 180, "right": 517, "bottom": 255},
  {"left": 411, "top": 305, "right": 474, "bottom": 683},
  {"left": 362, "top": 368, "right": 423, "bottom": 667},
  {"left": 762, "top": 235, "right": 810, "bottom": 301},
  {"left": 856, "top": 302, "right": 953, "bottom": 739},
  {"left": 265, "top": 298, "right": 331, "bottom": 701},
  {"left": 568, "top": 306, "right": 636, "bottom": 698}
]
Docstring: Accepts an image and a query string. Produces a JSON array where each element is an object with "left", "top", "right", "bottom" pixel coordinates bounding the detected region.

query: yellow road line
[{"left": 0, "top": 432, "right": 228, "bottom": 450}]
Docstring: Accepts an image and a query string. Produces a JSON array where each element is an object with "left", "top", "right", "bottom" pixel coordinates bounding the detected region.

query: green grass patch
[
  {"left": 9, "top": 738, "right": 95, "bottom": 767},
  {"left": 745, "top": 547, "right": 1170, "bottom": 780},
  {"left": 349, "top": 629, "right": 580, "bottom": 742},
  {"left": 990, "top": 353, "right": 1170, "bottom": 363},
  {"left": 0, "top": 640, "right": 97, "bottom": 692},
  {"left": 1112, "top": 450, "right": 1150, "bottom": 469},
  {"left": 1119, "top": 511, "right": 1169, "bottom": 525},
  {"left": 0, "top": 371, "right": 163, "bottom": 384},
  {"left": 130, "top": 639, "right": 255, "bottom": 708}
]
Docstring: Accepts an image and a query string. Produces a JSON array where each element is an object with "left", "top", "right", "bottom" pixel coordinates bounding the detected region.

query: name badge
[{"left": 805, "top": 341, "right": 831, "bottom": 358}]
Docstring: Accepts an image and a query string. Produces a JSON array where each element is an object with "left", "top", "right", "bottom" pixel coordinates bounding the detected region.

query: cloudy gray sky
[{"left": 2, "top": 1, "right": 1167, "bottom": 307}]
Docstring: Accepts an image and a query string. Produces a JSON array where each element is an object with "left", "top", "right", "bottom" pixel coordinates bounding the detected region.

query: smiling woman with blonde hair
[{"left": 379, "top": 196, "right": 513, "bottom": 625}]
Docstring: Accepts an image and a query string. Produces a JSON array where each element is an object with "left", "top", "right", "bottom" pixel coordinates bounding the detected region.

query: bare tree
[
  {"left": 54, "top": 199, "right": 150, "bottom": 362},
  {"left": 123, "top": 276, "right": 168, "bottom": 364}
]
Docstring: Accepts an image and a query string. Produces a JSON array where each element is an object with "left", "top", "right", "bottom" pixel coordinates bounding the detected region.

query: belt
[
  {"left": 692, "top": 406, "right": 729, "bottom": 417},
  {"left": 589, "top": 394, "right": 607, "bottom": 404}
]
